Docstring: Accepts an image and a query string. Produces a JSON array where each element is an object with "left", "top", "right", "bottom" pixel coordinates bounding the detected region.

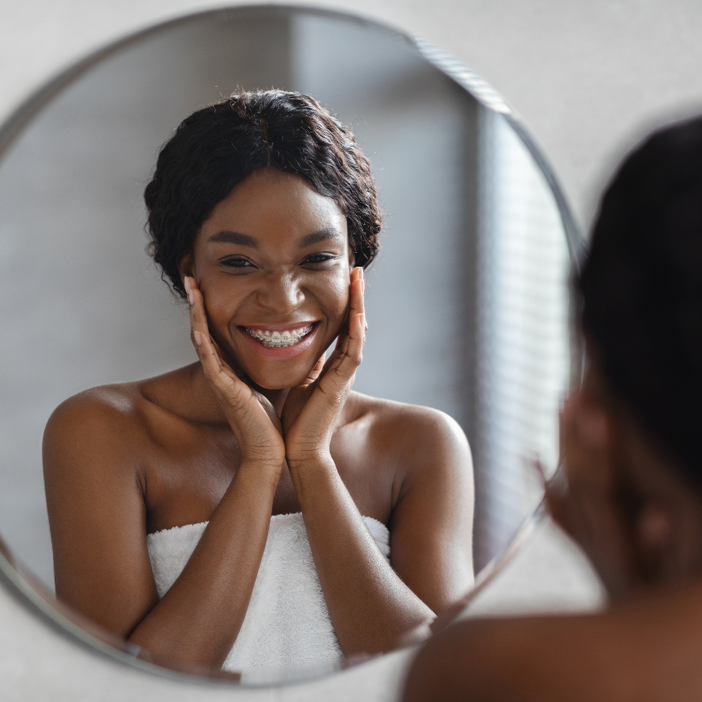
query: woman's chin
[
  {"left": 254, "top": 379, "right": 297, "bottom": 391},
  {"left": 246, "top": 366, "right": 315, "bottom": 391}
]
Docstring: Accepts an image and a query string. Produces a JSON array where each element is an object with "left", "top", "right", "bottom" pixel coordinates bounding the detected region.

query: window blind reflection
[{"left": 473, "top": 109, "right": 570, "bottom": 570}]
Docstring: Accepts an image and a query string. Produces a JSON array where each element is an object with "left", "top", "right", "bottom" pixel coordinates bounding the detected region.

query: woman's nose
[{"left": 255, "top": 273, "right": 304, "bottom": 314}]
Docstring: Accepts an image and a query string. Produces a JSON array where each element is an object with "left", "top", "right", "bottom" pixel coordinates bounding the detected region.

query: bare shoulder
[
  {"left": 346, "top": 391, "right": 472, "bottom": 477},
  {"left": 42, "top": 380, "right": 160, "bottom": 486},
  {"left": 45, "top": 383, "right": 144, "bottom": 446},
  {"left": 43, "top": 362, "right": 202, "bottom": 479},
  {"left": 43, "top": 362, "right": 195, "bottom": 449}
]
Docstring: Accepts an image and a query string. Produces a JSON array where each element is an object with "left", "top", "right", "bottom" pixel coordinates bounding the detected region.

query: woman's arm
[
  {"left": 387, "top": 408, "right": 474, "bottom": 614},
  {"left": 282, "top": 268, "right": 474, "bottom": 655},
  {"left": 44, "top": 397, "right": 280, "bottom": 671},
  {"left": 290, "top": 411, "right": 473, "bottom": 656},
  {"left": 44, "top": 280, "right": 286, "bottom": 670}
]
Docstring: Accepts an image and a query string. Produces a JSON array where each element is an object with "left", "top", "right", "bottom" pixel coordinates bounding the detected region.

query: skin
[
  {"left": 43, "top": 168, "right": 474, "bottom": 671},
  {"left": 401, "top": 356, "right": 702, "bottom": 702}
]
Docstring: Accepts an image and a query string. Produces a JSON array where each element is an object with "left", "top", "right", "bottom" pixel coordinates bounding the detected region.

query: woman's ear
[
  {"left": 626, "top": 500, "right": 675, "bottom": 587},
  {"left": 178, "top": 253, "right": 194, "bottom": 285},
  {"left": 637, "top": 503, "right": 674, "bottom": 551}
]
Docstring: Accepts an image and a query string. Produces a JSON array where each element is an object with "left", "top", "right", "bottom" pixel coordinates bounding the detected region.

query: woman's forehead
[{"left": 199, "top": 169, "right": 348, "bottom": 242}]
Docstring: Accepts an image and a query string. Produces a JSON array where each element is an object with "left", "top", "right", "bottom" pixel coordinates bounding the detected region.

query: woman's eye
[
  {"left": 220, "top": 257, "right": 253, "bottom": 269},
  {"left": 303, "top": 253, "right": 336, "bottom": 265}
]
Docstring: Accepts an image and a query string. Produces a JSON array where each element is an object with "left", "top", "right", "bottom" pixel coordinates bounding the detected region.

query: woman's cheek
[{"left": 328, "top": 276, "right": 351, "bottom": 322}]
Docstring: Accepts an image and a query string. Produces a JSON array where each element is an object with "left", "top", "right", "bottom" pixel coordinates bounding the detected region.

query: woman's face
[{"left": 182, "top": 168, "right": 353, "bottom": 390}]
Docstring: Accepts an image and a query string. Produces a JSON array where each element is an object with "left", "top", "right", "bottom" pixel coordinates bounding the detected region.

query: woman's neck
[
  {"left": 252, "top": 385, "right": 290, "bottom": 415},
  {"left": 188, "top": 362, "right": 290, "bottom": 421}
]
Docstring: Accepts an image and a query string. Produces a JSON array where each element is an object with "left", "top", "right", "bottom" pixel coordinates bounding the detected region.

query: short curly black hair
[
  {"left": 144, "top": 89, "right": 382, "bottom": 298},
  {"left": 578, "top": 115, "right": 702, "bottom": 487}
]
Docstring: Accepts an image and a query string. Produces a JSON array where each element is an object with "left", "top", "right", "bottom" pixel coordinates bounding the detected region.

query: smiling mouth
[{"left": 242, "top": 323, "right": 316, "bottom": 348}]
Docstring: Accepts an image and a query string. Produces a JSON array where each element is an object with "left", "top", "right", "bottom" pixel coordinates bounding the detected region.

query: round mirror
[{"left": 0, "top": 4, "right": 581, "bottom": 685}]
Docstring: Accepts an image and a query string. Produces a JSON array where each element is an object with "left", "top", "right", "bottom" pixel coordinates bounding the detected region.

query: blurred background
[{"left": 0, "top": 7, "right": 570, "bottom": 589}]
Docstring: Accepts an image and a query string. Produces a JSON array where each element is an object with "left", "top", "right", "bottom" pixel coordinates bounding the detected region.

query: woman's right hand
[{"left": 185, "top": 276, "right": 286, "bottom": 472}]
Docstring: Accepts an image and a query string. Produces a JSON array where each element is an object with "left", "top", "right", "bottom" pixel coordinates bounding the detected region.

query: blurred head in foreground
[
  {"left": 566, "top": 116, "right": 702, "bottom": 598},
  {"left": 401, "top": 115, "right": 702, "bottom": 702}
]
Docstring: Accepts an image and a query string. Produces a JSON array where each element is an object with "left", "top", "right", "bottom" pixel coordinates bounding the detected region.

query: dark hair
[
  {"left": 578, "top": 116, "right": 702, "bottom": 485},
  {"left": 144, "top": 90, "right": 381, "bottom": 298}
]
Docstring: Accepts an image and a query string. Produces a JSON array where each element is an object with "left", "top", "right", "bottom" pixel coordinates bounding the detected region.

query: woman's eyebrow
[
  {"left": 300, "top": 227, "right": 343, "bottom": 248},
  {"left": 207, "top": 230, "right": 258, "bottom": 248}
]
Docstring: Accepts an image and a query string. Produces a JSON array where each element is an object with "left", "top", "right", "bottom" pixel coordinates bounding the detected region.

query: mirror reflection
[{"left": 0, "top": 5, "right": 572, "bottom": 682}]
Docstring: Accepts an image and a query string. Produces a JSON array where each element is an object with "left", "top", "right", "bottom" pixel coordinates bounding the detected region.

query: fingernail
[{"left": 193, "top": 331, "right": 202, "bottom": 347}]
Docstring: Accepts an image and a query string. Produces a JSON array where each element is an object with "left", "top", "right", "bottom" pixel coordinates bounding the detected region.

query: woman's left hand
[
  {"left": 281, "top": 266, "right": 366, "bottom": 467},
  {"left": 545, "top": 388, "right": 639, "bottom": 600}
]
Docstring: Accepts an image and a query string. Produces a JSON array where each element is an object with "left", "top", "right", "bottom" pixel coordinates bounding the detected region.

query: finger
[
  {"left": 288, "top": 354, "right": 327, "bottom": 409},
  {"left": 186, "top": 276, "right": 211, "bottom": 349},
  {"left": 306, "top": 353, "right": 326, "bottom": 384},
  {"left": 342, "top": 267, "right": 365, "bottom": 355},
  {"left": 348, "top": 267, "right": 365, "bottom": 318},
  {"left": 193, "top": 328, "right": 226, "bottom": 384},
  {"left": 325, "top": 285, "right": 366, "bottom": 377},
  {"left": 309, "top": 346, "right": 342, "bottom": 391},
  {"left": 209, "top": 334, "right": 246, "bottom": 380},
  {"left": 304, "top": 268, "right": 366, "bottom": 391},
  {"left": 334, "top": 310, "right": 350, "bottom": 356},
  {"left": 186, "top": 277, "right": 238, "bottom": 385},
  {"left": 340, "top": 269, "right": 366, "bottom": 365},
  {"left": 315, "top": 312, "right": 364, "bottom": 401},
  {"left": 334, "top": 267, "right": 363, "bottom": 357},
  {"left": 345, "top": 310, "right": 365, "bottom": 364}
]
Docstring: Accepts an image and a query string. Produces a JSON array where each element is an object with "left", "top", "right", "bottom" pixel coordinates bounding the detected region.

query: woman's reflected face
[{"left": 184, "top": 168, "right": 353, "bottom": 389}]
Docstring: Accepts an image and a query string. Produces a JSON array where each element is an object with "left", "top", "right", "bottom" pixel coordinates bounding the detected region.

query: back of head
[
  {"left": 144, "top": 89, "right": 381, "bottom": 298},
  {"left": 579, "top": 116, "right": 702, "bottom": 487}
]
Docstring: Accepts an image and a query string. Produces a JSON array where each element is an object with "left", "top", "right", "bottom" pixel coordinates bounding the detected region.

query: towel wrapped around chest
[{"left": 146, "top": 512, "right": 391, "bottom": 678}]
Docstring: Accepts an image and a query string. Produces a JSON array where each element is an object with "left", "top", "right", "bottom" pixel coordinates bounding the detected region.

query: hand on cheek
[
  {"left": 184, "top": 276, "right": 286, "bottom": 471},
  {"left": 281, "top": 267, "right": 366, "bottom": 468}
]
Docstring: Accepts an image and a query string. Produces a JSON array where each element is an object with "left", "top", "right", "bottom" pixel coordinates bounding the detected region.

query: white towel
[{"left": 146, "top": 513, "right": 390, "bottom": 677}]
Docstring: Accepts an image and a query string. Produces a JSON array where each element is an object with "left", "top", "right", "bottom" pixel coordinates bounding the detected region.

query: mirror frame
[{"left": 0, "top": 2, "right": 585, "bottom": 687}]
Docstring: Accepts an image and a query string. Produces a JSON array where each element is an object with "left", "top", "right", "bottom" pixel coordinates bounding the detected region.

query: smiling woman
[
  {"left": 188, "top": 170, "right": 352, "bottom": 384},
  {"left": 41, "top": 90, "right": 475, "bottom": 678}
]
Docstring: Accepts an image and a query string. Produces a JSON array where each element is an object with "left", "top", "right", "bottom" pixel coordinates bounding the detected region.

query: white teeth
[{"left": 245, "top": 325, "right": 314, "bottom": 348}]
